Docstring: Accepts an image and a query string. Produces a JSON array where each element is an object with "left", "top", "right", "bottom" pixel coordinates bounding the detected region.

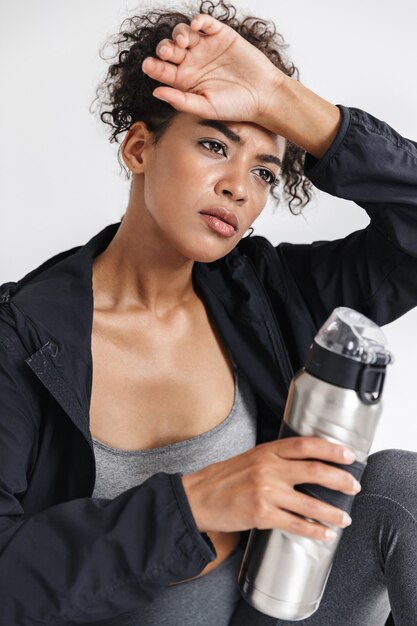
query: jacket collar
[{"left": 4, "top": 221, "right": 291, "bottom": 442}]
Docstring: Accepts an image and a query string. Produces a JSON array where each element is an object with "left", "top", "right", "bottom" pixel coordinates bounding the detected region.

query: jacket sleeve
[
  {"left": 0, "top": 339, "right": 216, "bottom": 625},
  {"left": 274, "top": 104, "right": 417, "bottom": 330}
]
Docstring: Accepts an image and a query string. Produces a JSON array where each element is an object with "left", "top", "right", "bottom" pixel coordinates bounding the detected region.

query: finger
[
  {"left": 155, "top": 38, "right": 188, "bottom": 65},
  {"left": 280, "top": 488, "right": 353, "bottom": 530},
  {"left": 152, "top": 87, "right": 216, "bottom": 118},
  {"left": 190, "top": 13, "right": 224, "bottom": 36},
  {"left": 155, "top": 25, "right": 202, "bottom": 65},
  {"left": 270, "top": 508, "right": 340, "bottom": 542},
  {"left": 285, "top": 458, "right": 360, "bottom": 496},
  {"left": 274, "top": 436, "right": 356, "bottom": 465},
  {"left": 171, "top": 23, "right": 203, "bottom": 49},
  {"left": 141, "top": 57, "right": 178, "bottom": 86}
]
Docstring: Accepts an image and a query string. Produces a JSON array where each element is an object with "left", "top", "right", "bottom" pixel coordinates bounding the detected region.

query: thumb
[{"left": 152, "top": 87, "right": 216, "bottom": 118}]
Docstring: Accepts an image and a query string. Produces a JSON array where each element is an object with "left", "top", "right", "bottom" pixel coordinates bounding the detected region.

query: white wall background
[{"left": 1, "top": 0, "right": 416, "bottom": 453}]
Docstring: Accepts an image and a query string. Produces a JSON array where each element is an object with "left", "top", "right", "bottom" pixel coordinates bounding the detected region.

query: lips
[{"left": 199, "top": 207, "right": 239, "bottom": 232}]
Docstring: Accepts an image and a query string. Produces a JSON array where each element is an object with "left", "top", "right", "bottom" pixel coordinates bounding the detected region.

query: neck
[{"left": 92, "top": 198, "right": 196, "bottom": 317}]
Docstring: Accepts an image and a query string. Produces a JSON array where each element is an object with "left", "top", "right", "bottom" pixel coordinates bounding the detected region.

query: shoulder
[
  {"left": 0, "top": 289, "right": 20, "bottom": 349},
  {"left": 0, "top": 238, "right": 89, "bottom": 346}
]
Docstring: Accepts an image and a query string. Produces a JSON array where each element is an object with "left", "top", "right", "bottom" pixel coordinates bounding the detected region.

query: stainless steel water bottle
[{"left": 238, "top": 306, "right": 393, "bottom": 621}]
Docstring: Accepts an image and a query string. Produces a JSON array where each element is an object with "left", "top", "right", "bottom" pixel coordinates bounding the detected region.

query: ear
[{"left": 121, "top": 121, "right": 154, "bottom": 174}]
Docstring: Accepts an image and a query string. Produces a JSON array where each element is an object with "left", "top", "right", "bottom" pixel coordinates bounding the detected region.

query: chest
[{"left": 89, "top": 299, "right": 235, "bottom": 451}]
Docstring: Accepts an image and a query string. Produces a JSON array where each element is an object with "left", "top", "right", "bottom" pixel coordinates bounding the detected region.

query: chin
[{"left": 193, "top": 251, "right": 230, "bottom": 263}]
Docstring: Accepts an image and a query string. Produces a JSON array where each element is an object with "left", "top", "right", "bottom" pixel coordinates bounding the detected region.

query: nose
[{"left": 214, "top": 170, "right": 248, "bottom": 204}]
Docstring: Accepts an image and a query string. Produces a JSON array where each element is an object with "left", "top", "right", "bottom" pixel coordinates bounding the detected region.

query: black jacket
[{"left": 1, "top": 104, "right": 416, "bottom": 625}]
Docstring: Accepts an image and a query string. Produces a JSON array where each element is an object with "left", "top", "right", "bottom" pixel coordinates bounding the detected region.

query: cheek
[
  {"left": 141, "top": 157, "right": 177, "bottom": 211},
  {"left": 147, "top": 155, "right": 209, "bottom": 211},
  {"left": 246, "top": 193, "right": 269, "bottom": 223},
  {"left": 142, "top": 157, "right": 204, "bottom": 226}
]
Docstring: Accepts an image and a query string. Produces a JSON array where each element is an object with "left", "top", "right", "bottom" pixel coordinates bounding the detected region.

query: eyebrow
[{"left": 197, "top": 119, "right": 282, "bottom": 168}]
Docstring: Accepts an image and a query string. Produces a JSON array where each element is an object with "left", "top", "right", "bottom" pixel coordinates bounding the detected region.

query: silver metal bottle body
[{"left": 238, "top": 369, "right": 383, "bottom": 621}]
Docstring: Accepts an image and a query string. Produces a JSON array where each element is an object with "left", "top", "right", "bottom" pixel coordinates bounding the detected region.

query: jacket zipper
[{"left": 243, "top": 254, "right": 294, "bottom": 389}]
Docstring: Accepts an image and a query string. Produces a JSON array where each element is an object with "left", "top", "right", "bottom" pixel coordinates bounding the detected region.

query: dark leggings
[{"left": 230, "top": 449, "right": 417, "bottom": 626}]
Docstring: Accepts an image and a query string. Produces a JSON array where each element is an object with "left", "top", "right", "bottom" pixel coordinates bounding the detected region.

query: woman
[{"left": 0, "top": 1, "right": 416, "bottom": 624}]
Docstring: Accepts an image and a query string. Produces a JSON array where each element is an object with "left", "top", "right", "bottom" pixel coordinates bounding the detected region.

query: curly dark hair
[{"left": 90, "top": 0, "right": 314, "bottom": 214}]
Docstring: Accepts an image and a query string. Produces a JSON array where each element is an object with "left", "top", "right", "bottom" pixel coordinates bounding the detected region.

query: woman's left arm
[{"left": 272, "top": 105, "right": 417, "bottom": 329}]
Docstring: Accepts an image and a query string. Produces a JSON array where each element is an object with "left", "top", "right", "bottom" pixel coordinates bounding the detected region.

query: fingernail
[
  {"left": 324, "top": 529, "right": 338, "bottom": 540},
  {"left": 159, "top": 45, "right": 169, "bottom": 56},
  {"left": 343, "top": 448, "right": 356, "bottom": 462},
  {"left": 152, "top": 91, "right": 168, "bottom": 103},
  {"left": 342, "top": 513, "right": 352, "bottom": 527},
  {"left": 142, "top": 58, "right": 153, "bottom": 71}
]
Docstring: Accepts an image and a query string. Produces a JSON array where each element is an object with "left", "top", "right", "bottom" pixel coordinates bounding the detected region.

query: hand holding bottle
[{"left": 181, "top": 435, "right": 360, "bottom": 541}]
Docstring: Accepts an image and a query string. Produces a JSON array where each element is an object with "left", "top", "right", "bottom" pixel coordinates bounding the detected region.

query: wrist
[
  {"left": 181, "top": 473, "right": 207, "bottom": 533},
  {"left": 258, "top": 72, "right": 343, "bottom": 159}
]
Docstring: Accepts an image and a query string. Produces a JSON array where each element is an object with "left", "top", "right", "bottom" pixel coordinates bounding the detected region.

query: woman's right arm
[{"left": 0, "top": 341, "right": 216, "bottom": 625}]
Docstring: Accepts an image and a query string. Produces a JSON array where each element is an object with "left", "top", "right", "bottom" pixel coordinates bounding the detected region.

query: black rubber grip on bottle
[{"left": 278, "top": 421, "right": 367, "bottom": 516}]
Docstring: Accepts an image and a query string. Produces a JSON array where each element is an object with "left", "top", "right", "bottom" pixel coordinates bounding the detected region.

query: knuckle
[
  {"left": 319, "top": 527, "right": 329, "bottom": 540},
  {"left": 302, "top": 496, "right": 321, "bottom": 516},
  {"left": 333, "top": 443, "right": 345, "bottom": 457},
  {"left": 309, "top": 521, "right": 325, "bottom": 539},
  {"left": 297, "top": 437, "right": 312, "bottom": 456},
  {"left": 289, "top": 517, "right": 303, "bottom": 534},
  {"left": 253, "top": 501, "right": 270, "bottom": 527},
  {"left": 251, "top": 462, "right": 269, "bottom": 484},
  {"left": 307, "top": 460, "right": 325, "bottom": 479}
]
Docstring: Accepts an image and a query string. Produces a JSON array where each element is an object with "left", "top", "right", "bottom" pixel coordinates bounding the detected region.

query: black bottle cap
[{"left": 305, "top": 341, "right": 387, "bottom": 405}]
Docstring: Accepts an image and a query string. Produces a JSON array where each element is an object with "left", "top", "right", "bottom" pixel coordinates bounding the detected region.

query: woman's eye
[
  {"left": 199, "top": 140, "right": 227, "bottom": 156},
  {"left": 256, "top": 168, "right": 276, "bottom": 185}
]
